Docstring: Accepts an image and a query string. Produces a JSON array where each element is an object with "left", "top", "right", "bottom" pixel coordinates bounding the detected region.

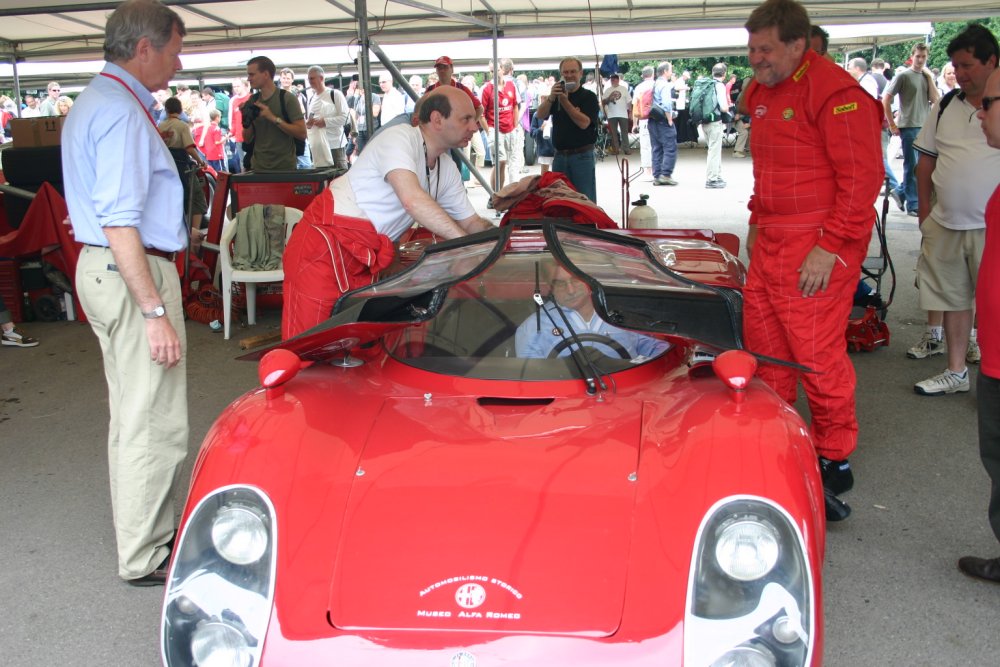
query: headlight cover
[
  {"left": 161, "top": 486, "right": 276, "bottom": 667},
  {"left": 685, "top": 497, "right": 814, "bottom": 667}
]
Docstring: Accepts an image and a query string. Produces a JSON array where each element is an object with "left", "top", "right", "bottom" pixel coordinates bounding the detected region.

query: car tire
[{"left": 33, "top": 294, "right": 62, "bottom": 321}]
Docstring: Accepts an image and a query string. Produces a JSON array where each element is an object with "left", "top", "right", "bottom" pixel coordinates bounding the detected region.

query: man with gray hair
[
  {"left": 534, "top": 56, "right": 600, "bottom": 200},
  {"left": 378, "top": 72, "right": 406, "bottom": 125},
  {"left": 631, "top": 65, "right": 656, "bottom": 176},
  {"left": 702, "top": 62, "right": 730, "bottom": 189},
  {"left": 741, "top": 0, "right": 884, "bottom": 521},
  {"left": 649, "top": 61, "right": 678, "bottom": 186},
  {"left": 305, "top": 65, "right": 349, "bottom": 170},
  {"left": 848, "top": 57, "right": 877, "bottom": 96},
  {"left": 62, "top": 0, "right": 189, "bottom": 586}
]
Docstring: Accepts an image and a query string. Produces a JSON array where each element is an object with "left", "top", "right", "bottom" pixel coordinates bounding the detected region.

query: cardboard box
[{"left": 10, "top": 116, "right": 66, "bottom": 148}]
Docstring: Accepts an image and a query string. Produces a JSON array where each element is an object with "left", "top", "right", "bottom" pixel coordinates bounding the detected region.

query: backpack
[
  {"left": 278, "top": 89, "right": 306, "bottom": 157},
  {"left": 689, "top": 77, "right": 720, "bottom": 124},
  {"left": 213, "top": 92, "right": 230, "bottom": 130},
  {"left": 634, "top": 85, "right": 654, "bottom": 120},
  {"left": 935, "top": 89, "right": 962, "bottom": 130},
  {"left": 599, "top": 55, "right": 619, "bottom": 79}
]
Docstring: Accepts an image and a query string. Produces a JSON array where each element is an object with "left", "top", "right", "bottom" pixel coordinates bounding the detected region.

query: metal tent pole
[
  {"left": 491, "top": 23, "right": 500, "bottom": 193},
  {"left": 10, "top": 56, "right": 23, "bottom": 117},
  {"left": 356, "top": 0, "right": 374, "bottom": 144},
  {"left": 366, "top": 39, "right": 493, "bottom": 193}
]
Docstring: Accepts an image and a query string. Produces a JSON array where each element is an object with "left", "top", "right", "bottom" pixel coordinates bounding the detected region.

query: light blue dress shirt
[
  {"left": 63, "top": 63, "right": 187, "bottom": 251},
  {"left": 515, "top": 301, "right": 670, "bottom": 360}
]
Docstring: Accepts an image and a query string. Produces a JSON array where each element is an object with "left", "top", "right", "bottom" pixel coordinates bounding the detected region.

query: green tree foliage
[
  {"left": 927, "top": 18, "right": 1000, "bottom": 68},
  {"left": 619, "top": 57, "right": 752, "bottom": 87},
  {"left": 849, "top": 18, "right": 1000, "bottom": 71}
]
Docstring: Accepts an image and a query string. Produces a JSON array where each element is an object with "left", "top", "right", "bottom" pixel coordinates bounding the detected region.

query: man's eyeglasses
[{"left": 982, "top": 96, "right": 1000, "bottom": 112}]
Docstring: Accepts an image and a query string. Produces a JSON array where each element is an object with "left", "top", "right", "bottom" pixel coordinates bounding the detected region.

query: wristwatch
[
  {"left": 142, "top": 304, "right": 166, "bottom": 319},
  {"left": 273, "top": 116, "right": 282, "bottom": 125}
]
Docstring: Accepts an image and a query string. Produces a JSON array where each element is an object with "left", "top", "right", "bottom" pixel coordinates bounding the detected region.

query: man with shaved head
[{"left": 282, "top": 85, "right": 494, "bottom": 339}]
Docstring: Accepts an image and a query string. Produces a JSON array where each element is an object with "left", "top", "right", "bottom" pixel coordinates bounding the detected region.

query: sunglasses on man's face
[{"left": 982, "top": 95, "right": 1000, "bottom": 112}]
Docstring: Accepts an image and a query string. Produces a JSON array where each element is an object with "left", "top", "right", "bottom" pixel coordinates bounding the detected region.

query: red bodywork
[{"left": 171, "top": 224, "right": 825, "bottom": 666}]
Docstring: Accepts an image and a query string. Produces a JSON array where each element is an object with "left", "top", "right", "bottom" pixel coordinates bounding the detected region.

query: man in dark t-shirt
[{"left": 534, "top": 57, "right": 599, "bottom": 202}]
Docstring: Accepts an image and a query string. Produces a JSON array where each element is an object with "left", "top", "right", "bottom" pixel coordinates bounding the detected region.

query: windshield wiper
[{"left": 532, "top": 292, "right": 607, "bottom": 396}]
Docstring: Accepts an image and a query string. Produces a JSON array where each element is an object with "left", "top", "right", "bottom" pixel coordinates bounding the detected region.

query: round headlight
[
  {"left": 211, "top": 505, "right": 269, "bottom": 565},
  {"left": 709, "top": 644, "right": 776, "bottom": 667},
  {"left": 190, "top": 621, "right": 252, "bottom": 667},
  {"left": 714, "top": 517, "right": 779, "bottom": 582}
]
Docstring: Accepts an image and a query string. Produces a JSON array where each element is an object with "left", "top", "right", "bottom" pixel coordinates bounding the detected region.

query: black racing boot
[
  {"left": 824, "top": 487, "right": 852, "bottom": 522},
  {"left": 819, "top": 457, "right": 854, "bottom": 496}
]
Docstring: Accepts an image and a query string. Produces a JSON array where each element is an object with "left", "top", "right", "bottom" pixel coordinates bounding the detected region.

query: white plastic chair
[{"left": 220, "top": 206, "right": 303, "bottom": 339}]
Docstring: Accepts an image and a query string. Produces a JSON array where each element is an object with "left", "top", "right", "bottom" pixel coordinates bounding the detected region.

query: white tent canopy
[
  {"left": 1, "top": 21, "right": 936, "bottom": 90},
  {"left": 1, "top": 0, "right": 997, "bottom": 66}
]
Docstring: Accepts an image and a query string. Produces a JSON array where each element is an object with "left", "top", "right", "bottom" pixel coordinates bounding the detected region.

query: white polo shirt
[{"left": 914, "top": 92, "right": 1000, "bottom": 230}]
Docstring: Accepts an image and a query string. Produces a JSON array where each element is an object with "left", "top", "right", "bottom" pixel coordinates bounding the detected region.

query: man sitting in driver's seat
[{"left": 515, "top": 263, "right": 670, "bottom": 360}]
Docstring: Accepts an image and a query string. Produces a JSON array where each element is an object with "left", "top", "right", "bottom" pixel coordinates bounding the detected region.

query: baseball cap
[{"left": 435, "top": 56, "right": 453, "bottom": 67}]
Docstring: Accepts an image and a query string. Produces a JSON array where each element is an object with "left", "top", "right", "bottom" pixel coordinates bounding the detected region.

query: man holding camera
[
  {"left": 242, "top": 56, "right": 306, "bottom": 172},
  {"left": 535, "top": 57, "right": 599, "bottom": 202}
]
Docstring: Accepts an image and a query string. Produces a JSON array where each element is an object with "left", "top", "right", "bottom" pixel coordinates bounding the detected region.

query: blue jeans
[
  {"left": 648, "top": 118, "right": 677, "bottom": 178},
  {"left": 553, "top": 150, "right": 597, "bottom": 202},
  {"left": 895, "top": 127, "right": 919, "bottom": 212},
  {"left": 296, "top": 141, "right": 312, "bottom": 169},
  {"left": 881, "top": 128, "right": 900, "bottom": 193}
]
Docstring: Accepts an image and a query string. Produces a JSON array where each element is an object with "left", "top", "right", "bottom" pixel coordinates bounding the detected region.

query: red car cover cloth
[
  {"left": 980, "top": 187, "right": 1000, "bottom": 380},
  {"left": 281, "top": 188, "right": 395, "bottom": 339},
  {"left": 742, "top": 49, "right": 883, "bottom": 461},
  {"left": 0, "top": 182, "right": 84, "bottom": 321},
  {"left": 496, "top": 172, "right": 618, "bottom": 229}
]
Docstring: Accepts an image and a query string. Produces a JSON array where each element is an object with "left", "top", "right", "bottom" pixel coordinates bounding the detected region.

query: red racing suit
[
  {"left": 742, "top": 49, "right": 884, "bottom": 460},
  {"left": 281, "top": 188, "right": 395, "bottom": 339}
]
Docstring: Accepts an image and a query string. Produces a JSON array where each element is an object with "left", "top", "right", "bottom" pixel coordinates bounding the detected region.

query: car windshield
[{"left": 321, "top": 223, "right": 742, "bottom": 382}]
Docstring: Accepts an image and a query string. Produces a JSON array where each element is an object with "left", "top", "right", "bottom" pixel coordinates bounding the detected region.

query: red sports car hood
[{"left": 328, "top": 395, "right": 644, "bottom": 637}]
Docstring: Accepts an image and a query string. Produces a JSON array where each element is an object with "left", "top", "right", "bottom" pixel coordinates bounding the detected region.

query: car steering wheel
[{"left": 547, "top": 333, "right": 632, "bottom": 360}]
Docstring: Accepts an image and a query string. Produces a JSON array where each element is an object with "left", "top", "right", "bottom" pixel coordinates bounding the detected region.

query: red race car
[{"left": 161, "top": 221, "right": 825, "bottom": 667}]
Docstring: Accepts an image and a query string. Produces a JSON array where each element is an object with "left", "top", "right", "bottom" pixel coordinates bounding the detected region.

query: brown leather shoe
[
  {"left": 958, "top": 556, "right": 1000, "bottom": 583},
  {"left": 125, "top": 554, "right": 170, "bottom": 587}
]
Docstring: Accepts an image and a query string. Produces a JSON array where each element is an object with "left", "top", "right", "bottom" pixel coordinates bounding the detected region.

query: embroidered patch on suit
[{"left": 833, "top": 102, "right": 858, "bottom": 115}]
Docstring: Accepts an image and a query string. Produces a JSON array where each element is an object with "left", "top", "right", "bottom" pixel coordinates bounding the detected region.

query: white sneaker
[
  {"left": 914, "top": 369, "right": 970, "bottom": 396},
  {"left": 967, "top": 340, "right": 981, "bottom": 365},
  {"left": 906, "top": 332, "right": 944, "bottom": 359},
  {"left": 1, "top": 327, "right": 39, "bottom": 348}
]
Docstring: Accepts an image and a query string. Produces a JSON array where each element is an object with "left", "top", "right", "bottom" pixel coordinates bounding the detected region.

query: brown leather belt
[
  {"left": 554, "top": 144, "right": 594, "bottom": 156},
  {"left": 144, "top": 247, "right": 178, "bottom": 262},
  {"left": 84, "top": 244, "right": 177, "bottom": 262}
]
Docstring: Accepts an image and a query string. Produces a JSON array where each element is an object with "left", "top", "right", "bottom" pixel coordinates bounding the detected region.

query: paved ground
[{"left": 2, "top": 144, "right": 998, "bottom": 666}]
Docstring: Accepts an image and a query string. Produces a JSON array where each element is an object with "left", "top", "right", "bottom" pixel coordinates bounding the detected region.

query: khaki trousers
[{"left": 77, "top": 246, "right": 188, "bottom": 579}]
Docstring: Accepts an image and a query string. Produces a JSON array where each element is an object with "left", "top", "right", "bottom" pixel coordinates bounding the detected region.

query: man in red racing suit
[{"left": 742, "top": 0, "right": 884, "bottom": 521}]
